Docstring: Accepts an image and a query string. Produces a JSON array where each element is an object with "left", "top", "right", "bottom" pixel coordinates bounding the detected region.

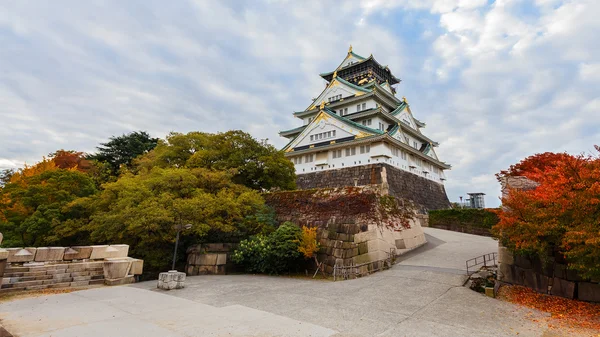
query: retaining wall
[
  {"left": 497, "top": 245, "right": 600, "bottom": 303},
  {"left": 264, "top": 186, "right": 427, "bottom": 278}
]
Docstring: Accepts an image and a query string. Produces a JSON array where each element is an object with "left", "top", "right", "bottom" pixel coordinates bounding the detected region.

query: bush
[
  {"left": 232, "top": 222, "right": 303, "bottom": 275},
  {"left": 429, "top": 208, "right": 499, "bottom": 229}
]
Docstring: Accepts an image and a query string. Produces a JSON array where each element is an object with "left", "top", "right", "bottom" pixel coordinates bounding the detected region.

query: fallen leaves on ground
[{"left": 498, "top": 284, "right": 600, "bottom": 334}]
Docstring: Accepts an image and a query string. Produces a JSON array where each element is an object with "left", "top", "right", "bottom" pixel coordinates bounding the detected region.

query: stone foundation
[
  {"left": 497, "top": 245, "right": 600, "bottom": 303},
  {"left": 295, "top": 163, "right": 450, "bottom": 212},
  {"left": 265, "top": 186, "right": 427, "bottom": 279}
]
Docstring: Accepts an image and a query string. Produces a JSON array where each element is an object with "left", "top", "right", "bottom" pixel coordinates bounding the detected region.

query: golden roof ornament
[
  {"left": 319, "top": 101, "right": 325, "bottom": 110},
  {"left": 348, "top": 45, "right": 353, "bottom": 53},
  {"left": 402, "top": 96, "right": 408, "bottom": 103},
  {"left": 333, "top": 69, "right": 338, "bottom": 78}
]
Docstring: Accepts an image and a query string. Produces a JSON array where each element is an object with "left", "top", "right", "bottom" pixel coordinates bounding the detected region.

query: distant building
[{"left": 467, "top": 193, "right": 485, "bottom": 209}]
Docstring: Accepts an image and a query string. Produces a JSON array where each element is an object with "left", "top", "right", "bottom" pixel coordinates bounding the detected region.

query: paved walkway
[{"left": 0, "top": 228, "right": 555, "bottom": 336}]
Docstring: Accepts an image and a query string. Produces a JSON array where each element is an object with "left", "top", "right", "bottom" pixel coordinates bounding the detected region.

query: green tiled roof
[
  {"left": 336, "top": 76, "right": 372, "bottom": 93},
  {"left": 279, "top": 125, "right": 306, "bottom": 135}
]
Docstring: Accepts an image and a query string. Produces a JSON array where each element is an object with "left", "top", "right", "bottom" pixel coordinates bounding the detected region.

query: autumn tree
[
  {"left": 50, "top": 150, "right": 92, "bottom": 172},
  {"left": 135, "top": 130, "right": 296, "bottom": 191},
  {"left": 494, "top": 147, "right": 600, "bottom": 279},
  {"left": 82, "top": 167, "right": 272, "bottom": 271},
  {"left": 88, "top": 131, "right": 159, "bottom": 176},
  {"left": 0, "top": 164, "right": 97, "bottom": 247}
]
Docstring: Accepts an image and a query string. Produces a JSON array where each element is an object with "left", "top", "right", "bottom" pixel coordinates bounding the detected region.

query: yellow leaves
[{"left": 297, "top": 225, "right": 319, "bottom": 259}]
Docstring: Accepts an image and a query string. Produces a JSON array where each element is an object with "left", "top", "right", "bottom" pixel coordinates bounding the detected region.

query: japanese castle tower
[{"left": 279, "top": 47, "right": 452, "bottom": 210}]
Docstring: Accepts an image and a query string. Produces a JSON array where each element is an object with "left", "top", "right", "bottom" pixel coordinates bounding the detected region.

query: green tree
[
  {"left": 88, "top": 131, "right": 159, "bottom": 176},
  {"left": 0, "top": 169, "right": 97, "bottom": 247},
  {"left": 136, "top": 130, "right": 296, "bottom": 191},
  {"left": 84, "top": 167, "right": 271, "bottom": 272}
]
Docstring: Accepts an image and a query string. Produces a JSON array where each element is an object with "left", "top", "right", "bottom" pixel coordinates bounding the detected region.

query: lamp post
[{"left": 172, "top": 223, "right": 192, "bottom": 271}]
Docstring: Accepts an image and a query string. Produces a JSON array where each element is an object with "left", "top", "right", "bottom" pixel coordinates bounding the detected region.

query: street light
[{"left": 172, "top": 223, "right": 192, "bottom": 271}]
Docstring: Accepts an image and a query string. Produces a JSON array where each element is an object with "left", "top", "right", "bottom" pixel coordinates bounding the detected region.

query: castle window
[
  {"left": 344, "top": 108, "right": 348, "bottom": 115},
  {"left": 362, "top": 103, "right": 366, "bottom": 110},
  {"left": 413, "top": 141, "right": 418, "bottom": 149},
  {"left": 305, "top": 154, "right": 314, "bottom": 163},
  {"left": 360, "top": 145, "right": 370, "bottom": 154},
  {"left": 379, "top": 122, "right": 385, "bottom": 131},
  {"left": 356, "top": 104, "right": 361, "bottom": 112},
  {"left": 332, "top": 149, "right": 342, "bottom": 159},
  {"left": 310, "top": 135, "right": 314, "bottom": 141}
]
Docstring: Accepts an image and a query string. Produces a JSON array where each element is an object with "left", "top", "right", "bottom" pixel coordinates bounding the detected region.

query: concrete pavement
[{"left": 0, "top": 228, "right": 555, "bottom": 336}]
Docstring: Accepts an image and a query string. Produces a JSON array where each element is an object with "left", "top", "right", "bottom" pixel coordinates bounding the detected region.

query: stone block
[
  {"left": 7, "top": 248, "right": 36, "bottom": 263},
  {"left": 0, "top": 248, "right": 8, "bottom": 260},
  {"left": 354, "top": 229, "right": 376, "bottom": 243},
  {"left": 395, "top": 239, "right": 406, "bottom": 249},
  {"left": 196, "top": 253, "right": 218, "bottom": 266},
  {"left": 498, "top": 246, "right": 515, "bottom": 264},
  {"left": 129, "top": 258, "right": 144, "bottom": 275},
  {"left": 523, "top": 270, "right": 549, "bottom": 293},
  {"left": 550, "top": 277, "right": 575, "bottom": 299},
  {"left": 34, "top": 247, "right": 65, "bottom": 262},
  {"left": 0, "top": 259, "right": 5, "bottom": 277},
  {"left": 578, "top": 282, "right": 600, "bottom": 303},
  {"left": 157, "top": 270, "right": 186, "bottom": 290},
  {"left": 106, "top": 244, "right": 129, "bottom": 258},
  {"left": 105, "top": 275, "right": 134, "bottom": 286},
  {"left": 63, "top": 246, "right": 92, "bottom": 260},
  {"left": 103, "top": 259, "right": 130, "bottom": 279},
  {"left": 89, "top": 245, "right": 110, "bottom": 259},
  {"left": 215, "top": 254, "right": 227, "bottom": 266},
  {"left": 357, "top": 242, "right": 368, "bottom": 255}
]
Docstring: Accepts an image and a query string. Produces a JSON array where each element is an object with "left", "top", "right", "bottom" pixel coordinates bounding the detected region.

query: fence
[
  {"left": 465, "top": 252, "right": 497, "bottom": 275},
  {"left": 333, "top": 249, "right": 395, "bottom": 281}
]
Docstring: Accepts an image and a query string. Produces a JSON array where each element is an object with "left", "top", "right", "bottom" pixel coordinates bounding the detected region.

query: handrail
[{"left": 465, "top": 252, "right": 497, "bottom": 275}]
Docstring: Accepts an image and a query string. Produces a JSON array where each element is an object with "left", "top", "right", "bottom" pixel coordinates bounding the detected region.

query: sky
[{"left": 1, "top": 0, "right": 599, "bottom": 207}]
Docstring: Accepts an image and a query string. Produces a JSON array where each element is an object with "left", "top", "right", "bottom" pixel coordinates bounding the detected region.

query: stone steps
[{"left": 1, "top": 262, "right": 106, "bottom": 294}]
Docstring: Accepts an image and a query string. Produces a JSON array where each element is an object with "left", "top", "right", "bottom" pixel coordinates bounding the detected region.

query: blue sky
[{"left": 1, "top": 0, "right": 599, "bottom": 207}]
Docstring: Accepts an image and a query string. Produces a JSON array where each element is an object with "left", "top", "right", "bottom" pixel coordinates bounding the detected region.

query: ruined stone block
[
  {"left": 358, "top": 242, "right": 368, "bottom": 255},
  {"left": 395, "top": 239, "right": 406, "bottom": 249},
  {"left": 514, "top": 255, "right": 532, "bottom": 269},
  {"left": 103, "top": 259, "right": 129, "bottom": 279},
  {"left": 129, "top": 258, "right": 144, "bottom": 275},
  {"left": 578, "top": 282, "right": 600, "bottom": 303},
  {"left": 157, "top": 271, "right": 185, "bottom": 290},
  {"left": 107, "top": 244, "right": 129, "bottom": 258},
  {"left": 89, "top": 245, "right": 110, "bottom": 259},
  {"left": 34, "top": 247, "right": 65, "bottom": 262},
  {"left": 63, "top": 246, "right": 93, "bottom": 260},
  {"left": 0, "top": 248, "right": 8, "bottom": 260},
  {"left": 7, "top": 248, "right": 36, "bottom": 263},
  {"left": 215, "top": 254, "right": 227, "bottom": 266},
  {"left": 354, "top": 230, "right": 376, "bottom": 243}
]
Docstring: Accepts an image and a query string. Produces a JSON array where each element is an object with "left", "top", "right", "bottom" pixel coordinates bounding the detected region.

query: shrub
[
  {"left": 232, "top": 222, "right": 303, "bottom": 275},
  {"left": 429, "top": 208, "right": 499, "bottom": 230}
]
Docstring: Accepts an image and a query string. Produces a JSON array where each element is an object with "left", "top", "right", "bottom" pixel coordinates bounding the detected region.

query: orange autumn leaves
[
  {"left": 499, "top": 285, "right": 600, "bottom": 332},
  {"left": 298, "top": 226, "right": 319, "bottom": 259},
  {"left": 494, "top": 147, "right": 600, "bottom": 280}
]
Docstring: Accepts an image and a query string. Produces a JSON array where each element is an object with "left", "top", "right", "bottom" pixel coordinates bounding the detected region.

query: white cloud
[{"left": 0, "top": 0, "right": 599, "bottom": 208}]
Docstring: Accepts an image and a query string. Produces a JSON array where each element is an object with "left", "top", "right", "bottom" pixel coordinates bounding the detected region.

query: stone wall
[
  {"left": 0, "top": 245, "right": 143, "bottom": 293},
  {"left": 295, "top": 163, "right": 451, "bottom": 212},
  {"left": 497, "top": 245, "right": 600, "bottom": 303},
  {"left": 264, "top": 186, "right": 427, "bottom": 278}
]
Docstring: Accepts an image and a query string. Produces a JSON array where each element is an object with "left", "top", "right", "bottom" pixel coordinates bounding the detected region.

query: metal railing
[{"left": 465, "top": 252, "right": 497, "bottom": 275}]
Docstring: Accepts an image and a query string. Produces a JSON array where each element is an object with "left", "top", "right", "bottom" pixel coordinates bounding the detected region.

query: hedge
[{"left": 428, "top": 208, "right": 499, "bottom": 230}]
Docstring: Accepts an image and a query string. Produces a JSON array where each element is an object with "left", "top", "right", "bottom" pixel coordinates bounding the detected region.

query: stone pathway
[{"left": 0, "top": 228, "right": 559, "bottom": 336}]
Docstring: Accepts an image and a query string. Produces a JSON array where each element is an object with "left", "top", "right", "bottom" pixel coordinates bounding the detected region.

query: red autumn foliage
[
  {"left": 494, "top": 147, "right": 600, "bottom": 280},
  {"left": 50, "top": 150, "right": 92, "bottom": 172},
  {"left": 498, "top": 285, "right": 600, "bottom": 332}
]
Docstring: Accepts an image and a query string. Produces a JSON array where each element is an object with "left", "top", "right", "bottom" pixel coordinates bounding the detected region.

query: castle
[{"left": 279, "top": 47, "right": 451, "bottom": 211}]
